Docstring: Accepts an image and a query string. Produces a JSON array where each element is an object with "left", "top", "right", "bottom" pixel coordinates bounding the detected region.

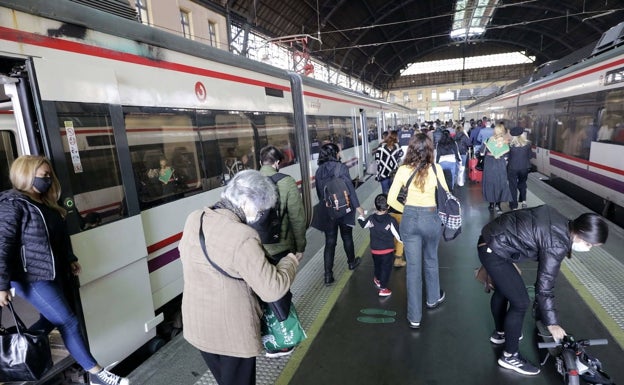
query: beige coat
[{"left": 179, "top": 207, "right": 299, "bottom": 357}]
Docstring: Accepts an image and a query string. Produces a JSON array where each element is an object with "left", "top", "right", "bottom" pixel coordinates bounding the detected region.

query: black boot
[
  {"left": 324, "top": 272, "right": 335, "bottom": 285},
  {"left": 348, "top": 257, "right": 362, "bottom": 270},
  {"left": 324, "top": 251, "right": 335, "bottom": 285}
]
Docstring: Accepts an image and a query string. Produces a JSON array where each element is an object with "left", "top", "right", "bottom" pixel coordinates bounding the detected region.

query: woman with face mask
[
  {"left": 0, "top": 155, "right": 129, "bottom": 385},
  {"left": 477, "top": 205, "right": 608, "bottom": 376}
]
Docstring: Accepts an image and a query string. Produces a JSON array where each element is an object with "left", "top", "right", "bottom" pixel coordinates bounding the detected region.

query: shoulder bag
[
  {"left": 431, "top": 166, "right": 462, "bottom": 241},
  {"left": 0, "top": 302, "right": 53, "bottom": 381},
  {"left": 199, "top": 212, "right": 292, "bottom": 322},
  {"left": 397, "top": 168, "right": 418, "bottom": 204}
]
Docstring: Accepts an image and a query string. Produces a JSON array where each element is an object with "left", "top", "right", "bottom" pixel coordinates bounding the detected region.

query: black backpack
[
  {"left": 251, "top": 173, "right": 288, "bottom": 244},
  {"left": 323, "top": 162, "right": 352, "bottom": 220}
]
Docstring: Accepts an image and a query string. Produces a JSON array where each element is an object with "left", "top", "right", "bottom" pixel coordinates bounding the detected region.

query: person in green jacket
[{"left": 259, "top": 145, "right": 307, "bottom": 263}]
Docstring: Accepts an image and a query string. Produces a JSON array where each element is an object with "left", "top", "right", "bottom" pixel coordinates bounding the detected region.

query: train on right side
[{"left": 465, "top": 21, "right": 624, "bottom": 227}]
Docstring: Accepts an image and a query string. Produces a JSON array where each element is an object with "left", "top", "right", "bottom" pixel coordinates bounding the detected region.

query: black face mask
[{"left": 32, "top": 176, "right": 52, "bottom": 194}]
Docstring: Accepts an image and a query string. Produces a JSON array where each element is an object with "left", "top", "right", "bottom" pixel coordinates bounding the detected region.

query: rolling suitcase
[{"left": 468, "top": 153, "right": 483, "bottom": 183}]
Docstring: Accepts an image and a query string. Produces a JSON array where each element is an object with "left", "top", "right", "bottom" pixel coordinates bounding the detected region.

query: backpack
[
  {"left": 323, "top": 162, "right": 352, "bottom": 220},
  {"left": 251, "top": 173, "right": 288, "bottom": 244}
]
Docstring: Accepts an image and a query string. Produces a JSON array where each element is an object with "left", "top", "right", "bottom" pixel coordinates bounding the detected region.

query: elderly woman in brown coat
[{"left": 179, "top": 170, "right": 301, "bottom": 385}]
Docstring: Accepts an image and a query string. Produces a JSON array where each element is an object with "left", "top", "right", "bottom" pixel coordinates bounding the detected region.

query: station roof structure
[{"left": 214, "top": 0, "right": 624, "bottom": 91}]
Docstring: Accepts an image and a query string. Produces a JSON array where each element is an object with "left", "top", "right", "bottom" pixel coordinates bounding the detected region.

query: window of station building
[
  {"left": 0, "top": 130, "right": 17, "bottom": 192},
  {"left": 417, "top": 91, "right": 423, "bottom": 101},
  {"left": 180, "top": 9, "right": 192, "bottom": 39},
  {"left": 431, "top": 89, "right": 437, "bottom": 101},
  {"left": 54, "top": 102, "right": 126, "bottom": 229},
  {"left": 124, "top": 108, "right": 202, "bottom": 209},
  {"left": 208, "top": 21, "right": 217, "bottom": 47},
  {"left": 135, "top": 0, "right": 150, "bottom": 25}
]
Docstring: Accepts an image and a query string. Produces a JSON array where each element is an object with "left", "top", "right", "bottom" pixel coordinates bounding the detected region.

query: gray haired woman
[{"left": 179, "top": 170, "right": 301, "bottom": 385}]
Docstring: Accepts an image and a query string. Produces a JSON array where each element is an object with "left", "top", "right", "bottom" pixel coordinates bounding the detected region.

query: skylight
[
  {"left": 451, "top": 0, "right": 500, "bottom": 39},
  {"left": 400, "top": 52, "right": 534, "bottom": 76}
]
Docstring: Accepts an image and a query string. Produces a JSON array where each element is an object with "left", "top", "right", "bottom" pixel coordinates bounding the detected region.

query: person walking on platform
[
  {"left": 435, "top": 130, "right": 461, "bottom": 190},
  {"left": 506, "top": 127, "right": 532, "bottom": 210},
  {"left": 478, "top": 205, "right": 608, "bottom": 376},
  {"left": 454, "top": 124, "right": 472, "bottom": 184},
  {"left": 481, "top": 123, "right": 512, "bottom": 214},
  {"left": 179, "top": 170, "right": 301, "bottom": 385},
  {"left": 374, "top": 131, "right": 403, "bottom": 194},
  {"left": 357, "top": 194, "right": 402, "bottom": 297},
  {"left": 258, "top": 145, "right": 307, "bottom": 263},
  {"left": 0, "top": 155, "right": 129, "bottom": 385},
  {"left": 311, "top": 143, "right": 365, "bottom": 285},
  {"left": 387, "top": 133, "right": 448, "bottom": 329}
]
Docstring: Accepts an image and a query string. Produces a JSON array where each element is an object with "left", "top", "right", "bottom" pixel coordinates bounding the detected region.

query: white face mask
[{"left": 571, "top": 241, "right": 592, "bottom": 252}]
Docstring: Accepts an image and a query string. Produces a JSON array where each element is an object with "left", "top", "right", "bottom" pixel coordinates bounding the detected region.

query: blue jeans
[
  {"left": 400, "top": 206, "right": 442, "bottom": 323},
  {"left": 379, "top": 178, "right": 393, "bottom": 195},
  {"left": 11, "top": 279, "right": 98, "bottom": 370},
  {"left": 439, "top": 161, "right": 457, "bottom": 188}
]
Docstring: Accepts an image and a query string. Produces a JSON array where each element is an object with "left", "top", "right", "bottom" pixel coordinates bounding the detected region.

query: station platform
[{"left": 128, "top": 173, "right": 624, "bottom": 385}]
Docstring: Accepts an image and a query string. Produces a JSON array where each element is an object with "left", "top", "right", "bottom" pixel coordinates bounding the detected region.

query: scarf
[{"left": 485, "top": 137, "right": 509, "bottom": 159}]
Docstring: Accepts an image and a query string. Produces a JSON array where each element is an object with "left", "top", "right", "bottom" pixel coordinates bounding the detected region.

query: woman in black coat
[
  {"left": 0, "top": 155, "right": 129, "bottom": 385},
  {"left": 478, "top": 205, "right": 608, "bottom": 376},
  {"left": 507, "top": 127, "right": 532, "bottom": 210},
  {"left": 312, "top": 143, "right": 365, "bottom": 285}
]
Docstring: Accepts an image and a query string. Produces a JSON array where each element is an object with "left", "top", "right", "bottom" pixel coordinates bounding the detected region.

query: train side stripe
[
  {"left": 0, "top": 26, "right": 289, "bottom": 91},
  {"left": 550, "top": 150, "right": 624, "bottom": 177},
  {"left": 550, "top": 158, "right": 624, "bottom": 194},
  {"left": 0, "top": 26, "right": 383, "bottom": 108},
  {"left": 147, "top": 247, "right": 180, "bottom": 273},
  {"left": 147, "top": 232, "right": 182, "bottom": 254}
]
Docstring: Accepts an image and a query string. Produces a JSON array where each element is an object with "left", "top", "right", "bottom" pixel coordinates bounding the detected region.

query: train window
[
  {"left": 602, "top": 90, "right": 624, "bottom": 144},
  {"left": 0, "top": 130, "right": 17, "bottom": 191},
  {"left": 257, "top": 114, "right": 297, "bottom": 166},
  {"left": 54, "top": 102, "right": 125, "bottom": 228},
  {"left": 309, "top": 116, "right": 354, "bottom": 150},
  {"left": 124, "top": 108, "right": 202, "bottom": 209},
  {"left": 212, "top": 112, "right": 255, "bottom": 184},
  {"left": 366, "top": 117, "right": 378, "bottom": 142}
]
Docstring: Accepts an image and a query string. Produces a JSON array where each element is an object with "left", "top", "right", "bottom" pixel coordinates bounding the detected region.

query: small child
[{"left": 358, "top": 194, "right": 402, "bottom": 297}]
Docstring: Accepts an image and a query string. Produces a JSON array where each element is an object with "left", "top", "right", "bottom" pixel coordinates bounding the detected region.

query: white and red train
[
  {"left": 465, "top": 22, "right": 624, "bottom": 211},
  {"left": 0, "top": 0, "right": 413, "bottom": 370}
]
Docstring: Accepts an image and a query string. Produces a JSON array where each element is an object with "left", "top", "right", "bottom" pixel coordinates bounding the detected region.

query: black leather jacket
[{"left": 481, "top": 205, "right": 572, "bottom": 326}]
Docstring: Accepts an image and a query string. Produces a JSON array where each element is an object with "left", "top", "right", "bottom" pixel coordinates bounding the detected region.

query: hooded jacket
[
  {"left": 481, "top": 205, "right": 572, "bottom": 326},
  {"left": 0, "top": 189, "right": 77, "bottom": 290},
  {"left": 259, "top": 165, "right": 307, "bottom": 257}
]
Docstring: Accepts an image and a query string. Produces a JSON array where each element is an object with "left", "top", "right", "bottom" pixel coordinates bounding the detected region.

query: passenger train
[
  {"left": 0, "top": 0, "right": 414, "bottom": 372},
  {"left": 465, "top": 21, "right": 624, "bottom": 216}
]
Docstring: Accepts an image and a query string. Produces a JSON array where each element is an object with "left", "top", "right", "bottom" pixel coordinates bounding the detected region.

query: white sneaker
[{"left": 90, "top": 368, "right": 129, "bottom": 385}]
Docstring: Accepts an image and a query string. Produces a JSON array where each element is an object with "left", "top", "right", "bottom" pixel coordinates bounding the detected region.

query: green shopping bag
[{"left": 261, "top": 303, "right": 307, "bottom": 351}]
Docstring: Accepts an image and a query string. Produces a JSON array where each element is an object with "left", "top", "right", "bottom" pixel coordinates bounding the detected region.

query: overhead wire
[{"left": 311, "top": 7, "right": 624, "bottom": 53}]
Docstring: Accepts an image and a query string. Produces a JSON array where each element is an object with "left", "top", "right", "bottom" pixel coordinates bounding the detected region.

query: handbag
[
  {"left": 0, "top": 302, "right": 53, "bottom": 381},
  {"left": 199, "top": 212, "right": 292, "bottom": 322},
  {"left": 261, "top": 303, "right": 307, "bottom": 351},
  {"left": 431, "top": 166, "right": 462, "bottom": 241},
  {"left": 366, "top": 160, "right": 377, "bottom": 175},
  {"left": 397, "top": 169, "right": 418, "bottom": 204}
]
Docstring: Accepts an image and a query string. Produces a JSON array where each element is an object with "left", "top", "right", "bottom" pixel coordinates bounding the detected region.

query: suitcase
[{"left": 468, "top": 156, "right": 482, "bottom": 183}]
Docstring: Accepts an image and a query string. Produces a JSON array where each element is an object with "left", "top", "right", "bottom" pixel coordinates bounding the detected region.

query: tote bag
[
  {"left": 0, "top": 302, "right": 53, "bottom": 381},
  {"left": 261, "top": 304, "right": 307, "bottom": 351}
]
